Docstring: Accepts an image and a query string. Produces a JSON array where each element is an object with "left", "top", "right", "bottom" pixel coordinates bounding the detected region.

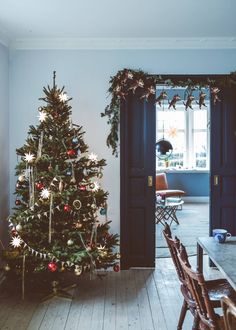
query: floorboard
[{"left": 0, "top": 203, "right": 225, "bottom": 330}]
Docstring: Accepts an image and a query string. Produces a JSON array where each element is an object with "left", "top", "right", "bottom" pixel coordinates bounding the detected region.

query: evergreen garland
[{"left": 101, "top": 68, "right": 236, "bottom": 157}]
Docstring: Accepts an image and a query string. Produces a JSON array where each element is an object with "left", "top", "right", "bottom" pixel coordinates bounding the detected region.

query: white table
[{"left": 197, "top": 236, "right": 236, "bottom": 291}]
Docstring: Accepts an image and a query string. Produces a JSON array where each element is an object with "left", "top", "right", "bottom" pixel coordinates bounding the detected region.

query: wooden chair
[
  {"left": 163, "top": 223, "right": 236, "bottom": 330},
  {"left": 221, "top": 296, "right": 236, "bottom": 330},
  {"left": 178, "top": 242, "right": 226, "bottom": 330}
]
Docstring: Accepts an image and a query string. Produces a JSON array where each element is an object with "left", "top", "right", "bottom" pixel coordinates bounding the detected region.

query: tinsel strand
[
  {"left": 37, "top": 131, "right": 44, "bottom": 159},
  {"left": 49, "top": 193, "right": 53, "bottom": 243}
]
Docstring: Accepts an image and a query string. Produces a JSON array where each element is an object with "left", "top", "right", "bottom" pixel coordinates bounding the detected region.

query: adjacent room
[{"left": 1, "top": 1, "right": 236, "bottom": 329}]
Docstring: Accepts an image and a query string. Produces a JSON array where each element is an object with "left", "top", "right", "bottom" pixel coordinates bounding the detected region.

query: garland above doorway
[{"left": 101, "top": 68, "right": 236, "bottom": 157}]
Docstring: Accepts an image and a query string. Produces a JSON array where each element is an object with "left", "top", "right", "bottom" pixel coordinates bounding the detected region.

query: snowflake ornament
[
  {"left": 40, "top": 188, "right": 50, "bottom": 199},
  {"left": 38, "top": 111, "right": 47, "bottom": 122},
  {"left": 59, "top": 92, "right": 68, "bottom": 102},
  {"left": 167, "top": 127, "right": 178, "bottom": 138},
  {"left": 24, "top": 152, "right": 35, "bottom": 163},
  {"left": 10, "top": 236, "right": 22, "bottom": 248},
  {"left": 88, "top": 152, "right": 98, "bottom": 162}
]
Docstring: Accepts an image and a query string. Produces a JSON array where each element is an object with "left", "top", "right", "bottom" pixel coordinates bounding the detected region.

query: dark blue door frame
[{"left": 120, "top": 74, "right": 234, "bottom": 269}]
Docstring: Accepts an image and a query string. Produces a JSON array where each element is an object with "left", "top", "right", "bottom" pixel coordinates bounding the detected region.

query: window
[{"left": 156, "top": 86, "right": 210, "bottom": 171}]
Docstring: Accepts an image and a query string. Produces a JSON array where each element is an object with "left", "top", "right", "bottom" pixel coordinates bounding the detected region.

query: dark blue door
[
  {"left": 120, "top": 90, "right": 156, "bottom": 269},
  {"left": 210, "top": 85, "right": 236, "bottom": 235}
]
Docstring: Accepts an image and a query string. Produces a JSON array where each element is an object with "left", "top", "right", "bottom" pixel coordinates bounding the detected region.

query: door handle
[
  {"left": 214, "top": 175, "right": 219, "bottom": 186},
  {"left": 148, "top": 176, "right": 153, "bottom": 187}
]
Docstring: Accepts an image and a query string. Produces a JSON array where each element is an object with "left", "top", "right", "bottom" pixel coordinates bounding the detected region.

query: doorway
[
  {"left": 155, "top": 85, "right": 210, "bottom": 259},
  {"left": 120, "top": 74, "right": 236, "bottom": 270}
]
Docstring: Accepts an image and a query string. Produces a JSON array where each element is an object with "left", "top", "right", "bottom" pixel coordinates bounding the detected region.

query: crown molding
[{"left": 10, "top": 37, "right": 236, "bottom": 50}]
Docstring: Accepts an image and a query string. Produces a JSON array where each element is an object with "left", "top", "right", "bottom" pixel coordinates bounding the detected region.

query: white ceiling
[{"left": 0, "top": 0, "right": 236, "bottom": 48}]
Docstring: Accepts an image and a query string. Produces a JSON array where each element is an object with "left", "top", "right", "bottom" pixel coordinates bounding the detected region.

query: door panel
[
  {"left": 210, "top": 86, "right": 236, "bottom": 235},
  {"left": 120, "top": 89, "right": 156, "bottom": 269}
]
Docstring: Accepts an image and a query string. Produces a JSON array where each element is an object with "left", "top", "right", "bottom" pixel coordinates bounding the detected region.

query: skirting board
[{"left": 182, "top": 196, "right": 209, "bottom": 203}]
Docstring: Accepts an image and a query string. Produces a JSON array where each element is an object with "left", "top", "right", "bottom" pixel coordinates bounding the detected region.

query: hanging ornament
[
  {"left": 65, "top": 169, "right": 72, "bottom": 176},
  {"left": 72, "top": 137, "right": 78, "bottom": 144},
  {"left": 79, "top": 185, "right": 86, "bottom": 191},
  {"left": 18, "top": 174, "right": 25, "bottom": 182},
  {"left": 67, "top": 149, "right": 76, "bottom": 156},
  {"left": 10, "top": 236, "right": 22, "bottom": 248},
  {"left": 11, "top": 228, "right": 17, "bottom": 236},
  {"left": 211, "top": 87, "right": 221, "bottom": 105},
  {"left": 35, "top": 181, "right": 44, "bottom": 190},
  {"left": 183, "top": 95, "right": 195, "bottom": 110},
  {"left": 59, "top": 92, "right": 68, "bottom": 102},
  {"left": 168, "top": 94, "right": 181, "bottom": 109},
  {"left": 23, "top": 152, "right": 35, "bottom": 163},
  {"left": 16, "top": 224, "right": 23, "bottom": 232},
  {"left": 155, "top": 91, "right": 168, "bottom": 107},
  {"left": 196, "top": 91, "right": 207, "bottom": 109},
  {"left": 73, "top": 200, "right": 82, "bottom": 210},
  {"left": 116, "top": 253, "right": 121, "bottom": 259},
  {"left": 37, "top": 131, "right": 44, "bottom": 159},
  {"left": 75, "top": 222, "right": 83, "bottom": 229},
  {"left": 113, "top": 264, "right": 120, "bottom": 272},
  {"left": 15, "top": 199, "right": 21, "bottom": 206},
  {"left": 100, "top": 207, "right": 107, "bottom": 216},
  {"left": 64, "top": 204, "right": 71, "bottom": 212},
  {"left": 88, "top": 152, "right": 98, "bottom": 162},
  {"left": 59, "top": 179, "right": 64, "bottom": 193},
  {"left": 167, "top": 127, "right": 178, "bottom": 138},
  {"left": 47, "top": 262, "right": 58, "bottom": 272},
  {"left": 40, "top": 188, "right": 50, "bottom": 199},
  {"left": 4, "top": 264, "right": 10, "bottom": 272},
  {"left": 91, "top": 181, "right": 99, "bottom": 192},
  {"left": 74, "top": 265, "right": 83, "bottom": 276},
  {"left": 67, "top": 239, "right": 74, "bottom": 246},
  {"left": 38, "top": 111, "right": 47, "bottom": 122},
  {"left": 97, "top": 172, "right": 103, "bottom": 179},
  {"left": 48, "top": 163, "right": 53, "bottom": 172}
]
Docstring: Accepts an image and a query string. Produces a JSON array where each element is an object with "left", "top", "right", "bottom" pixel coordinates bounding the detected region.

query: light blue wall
[
  {"left": 9, "top": 48, "right": 236, "bottom": 234},
  {"left": 0, "top": 42, "right": 9, "bottom": 244},
  {"left": 166, "top": 172, "right": 210, "bottom": 196}
]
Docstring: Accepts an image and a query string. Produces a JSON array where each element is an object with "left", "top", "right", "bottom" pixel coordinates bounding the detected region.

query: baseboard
[{"left": 182, "top": 196, "right": 209, "bottom": 203}]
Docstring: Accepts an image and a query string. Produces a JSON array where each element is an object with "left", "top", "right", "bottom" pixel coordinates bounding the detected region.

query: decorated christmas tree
[{"left": 3, "top": 72, "right": 119, "bottom": 290}]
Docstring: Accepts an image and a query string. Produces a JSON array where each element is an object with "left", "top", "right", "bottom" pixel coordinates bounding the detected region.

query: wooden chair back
[
  {"left": 221, "top": 296, "right": 236, "bottom": 330},
  {"left": 178, "top": 243, "right": 222, "bottom": 330},
  {"left": 163, "top": 223, "right": 189, "bottom": 284}
]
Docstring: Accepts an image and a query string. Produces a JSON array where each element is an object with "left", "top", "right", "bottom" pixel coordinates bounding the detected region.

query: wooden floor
[
  {"left": 0, "top": 256, "right": 222, "bottom": 330},
  {"left": 0, "top": 203, "right": 220, "bottom": 330},
  {"left": 156, "top": 203, "right": 209, "bottom": 258}
]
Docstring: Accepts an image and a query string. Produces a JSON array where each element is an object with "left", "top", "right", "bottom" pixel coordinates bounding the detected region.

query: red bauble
[
  {"left": 15, "top": 199, "right": 21, "bottom": 206},
  {"left": 67, "top": 149, "right": 76, "bottom": 156},
  {"left": 47, "top": 262, "right": 57, "bottom": 272},
  {"left": 11, "top": 229, "right": 17, "bottom": 236},
  {"left": 35, "top": 182, "right": 44, "bottom": 190},
  {"left": 64, "top": 204, "right": 71, "bottom": 212},
  {"left": 79, "top": 185, "right": 86, "bottom": 191},
  {"left": 113, "top": 264, "right": 120, "bottom": 272}
]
